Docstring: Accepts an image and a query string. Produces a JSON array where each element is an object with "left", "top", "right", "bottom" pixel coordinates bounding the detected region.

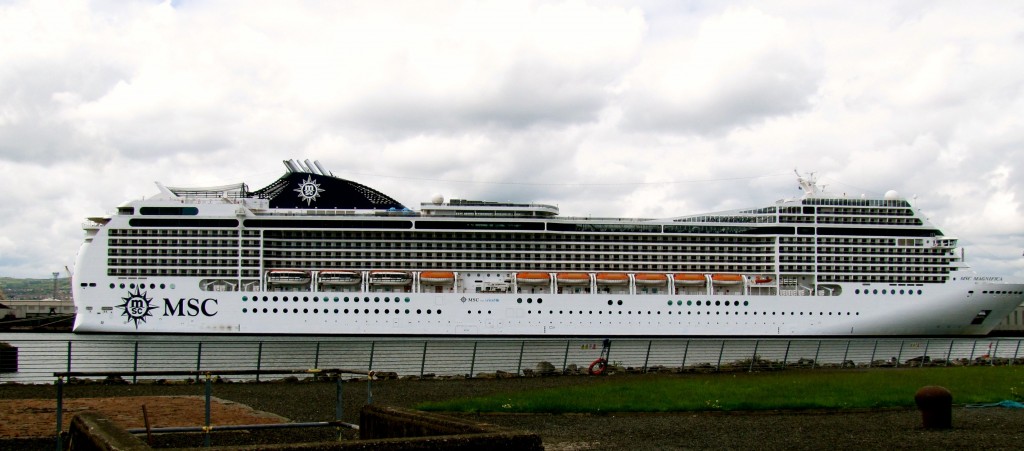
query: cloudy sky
[{"left": 1, "top": 0, "right": 1022, "bottom": 280}]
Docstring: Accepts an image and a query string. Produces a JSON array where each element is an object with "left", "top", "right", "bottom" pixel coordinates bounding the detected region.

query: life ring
[{"left": 588, "top": 358, "right": 607, "bottom": 375}]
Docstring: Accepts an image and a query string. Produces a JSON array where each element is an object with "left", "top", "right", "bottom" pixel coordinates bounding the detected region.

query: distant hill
[{"left": 0, "top": 277, "right": 71, "bottom": 301}]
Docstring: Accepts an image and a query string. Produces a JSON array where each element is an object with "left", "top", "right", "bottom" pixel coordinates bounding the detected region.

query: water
[{"left": 1, "top": 333, "right": 1021, "bottom": 384}]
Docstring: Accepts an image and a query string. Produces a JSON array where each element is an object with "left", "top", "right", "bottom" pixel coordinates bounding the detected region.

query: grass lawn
[{"left": 417, "top": 366, "right": 1024, "bottom": 413}]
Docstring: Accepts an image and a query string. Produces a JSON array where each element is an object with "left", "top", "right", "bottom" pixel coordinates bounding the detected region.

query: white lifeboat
[
  {"left": 318, "top": 270, "right": 360, "bottom": 286},
  {"left": 369, "top": 271, "right": 412, "bottom": 286},
  {"left": 268, "top": 270, "right": 311, "bottom": 285}
]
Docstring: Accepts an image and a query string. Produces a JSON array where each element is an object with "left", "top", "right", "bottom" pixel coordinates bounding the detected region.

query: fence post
[
  {"left": 921, "top": 340, "right": 930, "bottom": 368},
  {"left": 868, "top": 339, "right": 878, "bottom": 367},
  {"left": 681, "top": 340, "right": 689, "bottom": 372},
  {"left": 749, "top": 340, "right": 760, "bottom": 373},
  {"left": 517, "top": 341, "right": 525, "bottom": 376},
  {"left": 314, "top": 342, "right": 321, "bottom": 369},
  {"left": 782, "top": 340, "right": 791, "bottom": 369},
  {"left": 716, "top": 341, "right": 725, "bottom": 372},
  {"left": 66, "top": 341, "right": 72, "bottom": 373},
  {"left": 368, "top": 341, "right": 376, "bottom": 372},
  {"left": 55, "top": 376, "right": 63, "bottom": 451},
  {"left": 842, "top": 340, "right": 851, "bottom": 368},
  {"left": 945, "top": 340, "right": 954, "bottom": 367},
  {"left": 895, "top": 340, "right": 904, "bottom": 367},
  {"left": 204, "top": 373, "right": 212, "bottom": 447},
  {"left": 335, "top": 376, "right": 343, "bottom": 422},
  {"left": 420, "top": 341, "right": 429, "bottom": 377},
  {"left": 643, "top": 340, "right": 652, "bottom": 373},
  {"left": 256, "top": 341, "right": 263, "bottom": 383},
  {"left": 469, "top": 341, "right": 478, "bottom": 377},
  {"left": 1013, "top": 340, "right": 1021, "bottom": 366},
  {"left": 195, "top": 342, "right": 203, "bottom": 383},
  {"left": 133, "top": 341, "right": 139, "bottom": 384},
  {"left": 562, "top": 340, "right": 570, "bottom": 374}
]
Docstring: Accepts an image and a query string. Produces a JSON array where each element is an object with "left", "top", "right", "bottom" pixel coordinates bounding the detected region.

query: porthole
[
  {"left": 517, "top": 298, "right": 523, "bottom": 304},
  {"left": 242, "top": 296, "right": 248, "bottom": 301},
  {"left": 273, "top": 296, "right": 279, "bottom": 302},
  {"left": 344, "top": 297, "right": 350, "bottom": 302},
  {"left": 527, "top": 298, "right": 533, "bottom": 304},
  {"left": 242, "top": 308, "right": 247, "bottom": 313},
  {"left": 303, "top": 296, "right": 309, "bottom": 302},
  {"left": 715, "top": 301, "right": 721, "bottom": 306},
  {"left": 687, "top": 300, "right": 692, "bottom": 306},
  {"left": 666, "top": 300, "right": 673, "bottom": 306},
  {"left": 374, "top": 309, "right": 379, "bottom": 314},
  {"left": 608, "top": 300, "right": 614, "bottom": 306},
  {"left": 855, "top": 289, "right": 860, "bottom": 294},
  {"left": 374, "top": 297, "right": 380, "bottom": 303},
  {"left": 385, "top": 297, "right": 390, "bottom": 303},
  {"left": 537, "top": 298, "right": 543, "bottom": 304},
  {"left": 618, "top": 300, "right": 623, "bottom": 305},
  {"left": 405, "top": 297, "right": 411, "bottom": 303},
  {"left": 272, "top": 308, "right": 278, "bottom": 313},
  {"left": 303, "top": 308, "right": 308, "bottom": 313}
]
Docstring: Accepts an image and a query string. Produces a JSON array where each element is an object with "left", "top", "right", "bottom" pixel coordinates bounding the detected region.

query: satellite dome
[
  {"left": 431, "top": 194, "right": 445, "bottom": 205},
  {"left": 884, "top": 190, "right": 899, "bottom": 200}
]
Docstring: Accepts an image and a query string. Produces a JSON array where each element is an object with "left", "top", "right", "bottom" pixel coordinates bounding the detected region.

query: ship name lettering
[{"left": 163, "top": 298, "right": 219, "bottom": 317}]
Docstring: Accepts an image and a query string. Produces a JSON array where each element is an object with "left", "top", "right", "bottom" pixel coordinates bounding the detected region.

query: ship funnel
[
  {"left": 304, "top": 159, "right": 322, "bottom": 175},
  {"left": 283, "top": 160, "right": 301, "bottom": 173},
  {"left": 314, "top": 160, "right": 332, "bottom": 176}
]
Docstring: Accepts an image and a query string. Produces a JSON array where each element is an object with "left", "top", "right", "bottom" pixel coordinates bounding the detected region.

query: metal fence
[{"left": 1, "top": 336, "right": 1022, "bottom": 384}]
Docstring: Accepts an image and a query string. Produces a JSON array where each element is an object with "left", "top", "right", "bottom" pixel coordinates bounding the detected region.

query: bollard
[{"left": 914, "top": 385, "right": 952, "bottom": 429}]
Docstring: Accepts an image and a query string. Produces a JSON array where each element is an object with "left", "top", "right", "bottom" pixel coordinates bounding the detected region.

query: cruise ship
[{"left": 72, "top": 160, "right": 1024, "bottom": 336}]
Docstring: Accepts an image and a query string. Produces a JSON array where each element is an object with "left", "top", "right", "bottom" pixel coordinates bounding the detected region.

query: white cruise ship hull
[{"left": 73, "top": 277, "right": 1023, "bottom": 336}]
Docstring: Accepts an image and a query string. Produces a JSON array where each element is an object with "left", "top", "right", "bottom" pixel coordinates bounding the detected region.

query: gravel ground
[{"left": 2, "top": 373, "right": 1023, "bottom": 450}]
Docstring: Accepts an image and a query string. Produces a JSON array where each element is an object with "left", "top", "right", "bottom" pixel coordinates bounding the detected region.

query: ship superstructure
[{"left": 72, "top": 160, "right": 1024, "bottom": 335}]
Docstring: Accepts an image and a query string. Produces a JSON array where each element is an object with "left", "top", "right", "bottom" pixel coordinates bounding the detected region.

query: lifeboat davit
[
  {"left": 673, "top": 273, "right": 706, "bottom": 285},
  {"left": 268, "top": 270, "right": 311, "bottom": 285},
  {"left": 516, "top": 272, "right": 550, "bottom": 284},
  {"left": 634, "top": 273, "right": 668, "bottom": 285},
  {"left": 595, "top": 273, "right": 629, "bottom": 285},
  {"left": 318, "top": 270, "right": 360, "bottom": 285},
  {"left": 369, "top": 271, "right": 412, "bottom": 286},
  {"left": 711, "top": 274, "right": 743, "bottom": 285},
  {"left": 556, "top": 273, "right": 590, "bottom": 285},
  {"left": 420, "top": 271, "right": 455, "bottom": 284}
]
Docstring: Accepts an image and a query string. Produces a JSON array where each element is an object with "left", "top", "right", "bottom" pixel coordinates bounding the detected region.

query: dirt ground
[{"left": 1, "top": 374, "right": 1022, "bottom": 450}]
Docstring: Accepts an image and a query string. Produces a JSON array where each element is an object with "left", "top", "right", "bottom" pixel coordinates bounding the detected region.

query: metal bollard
[{"left": 914, "top": 385, "right": 952, "bottom": 429}]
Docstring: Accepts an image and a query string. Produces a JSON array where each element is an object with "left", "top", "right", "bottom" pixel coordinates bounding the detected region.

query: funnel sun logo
[
  {"left": 295, "top": 175, "right": 325, "bottom": 205},
  {"left": 118, "top": 288, "right": 158, "bottom": 329}
]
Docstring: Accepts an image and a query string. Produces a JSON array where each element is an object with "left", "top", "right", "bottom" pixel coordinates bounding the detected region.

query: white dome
[
  {"left": 884, "top": 190, "right": 899, "bottom": 200},
  {"left": 431, "top": 194, "right": 445, "bottom": 205}
]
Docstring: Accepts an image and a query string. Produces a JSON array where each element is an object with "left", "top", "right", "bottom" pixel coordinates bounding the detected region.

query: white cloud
[{"left": 0, "top": 0, "right": 1022, "bottom": 282}]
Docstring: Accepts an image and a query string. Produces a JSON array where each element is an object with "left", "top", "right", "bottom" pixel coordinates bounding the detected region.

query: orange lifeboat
[
  {"left": 556, "top": 273, "right": 590, "bottom": 285},
  {"left": 516, "top": 272, "right": 550, "bottom": 284},
  {"left": 752, "top": 276, "right": 774, "bottom": 284},
  {"left": 673, "top": 273, "right": 706, "bottom": 285},
  {"left": 596, "top": 273, "right": 629, "bottom": 285},
  {"left": 711, "top": 274, "right": 743, "bottom": 285},
  {"left": 634, "top": 273, "right": 668, "bottom": 285},
  {"left": 420, "top": 271, "right": 455, "bottom": 284}
]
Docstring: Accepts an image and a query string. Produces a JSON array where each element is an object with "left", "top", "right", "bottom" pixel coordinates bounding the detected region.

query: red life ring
[{"left": 588, "top": 358, "right": 607, "bottom": 375}]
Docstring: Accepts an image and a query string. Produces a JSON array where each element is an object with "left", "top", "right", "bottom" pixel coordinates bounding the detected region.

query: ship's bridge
[{"left": 420, "top": 198, "right": 559, "bottom": 218}]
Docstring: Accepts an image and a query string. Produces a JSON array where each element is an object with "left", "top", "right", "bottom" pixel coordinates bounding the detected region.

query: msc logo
[
  {"left": 117, "top": 288, "right": 159, "bottom": 329},
  {"left": 116, "top": 290, "right": 219, "bottom": 329}
]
